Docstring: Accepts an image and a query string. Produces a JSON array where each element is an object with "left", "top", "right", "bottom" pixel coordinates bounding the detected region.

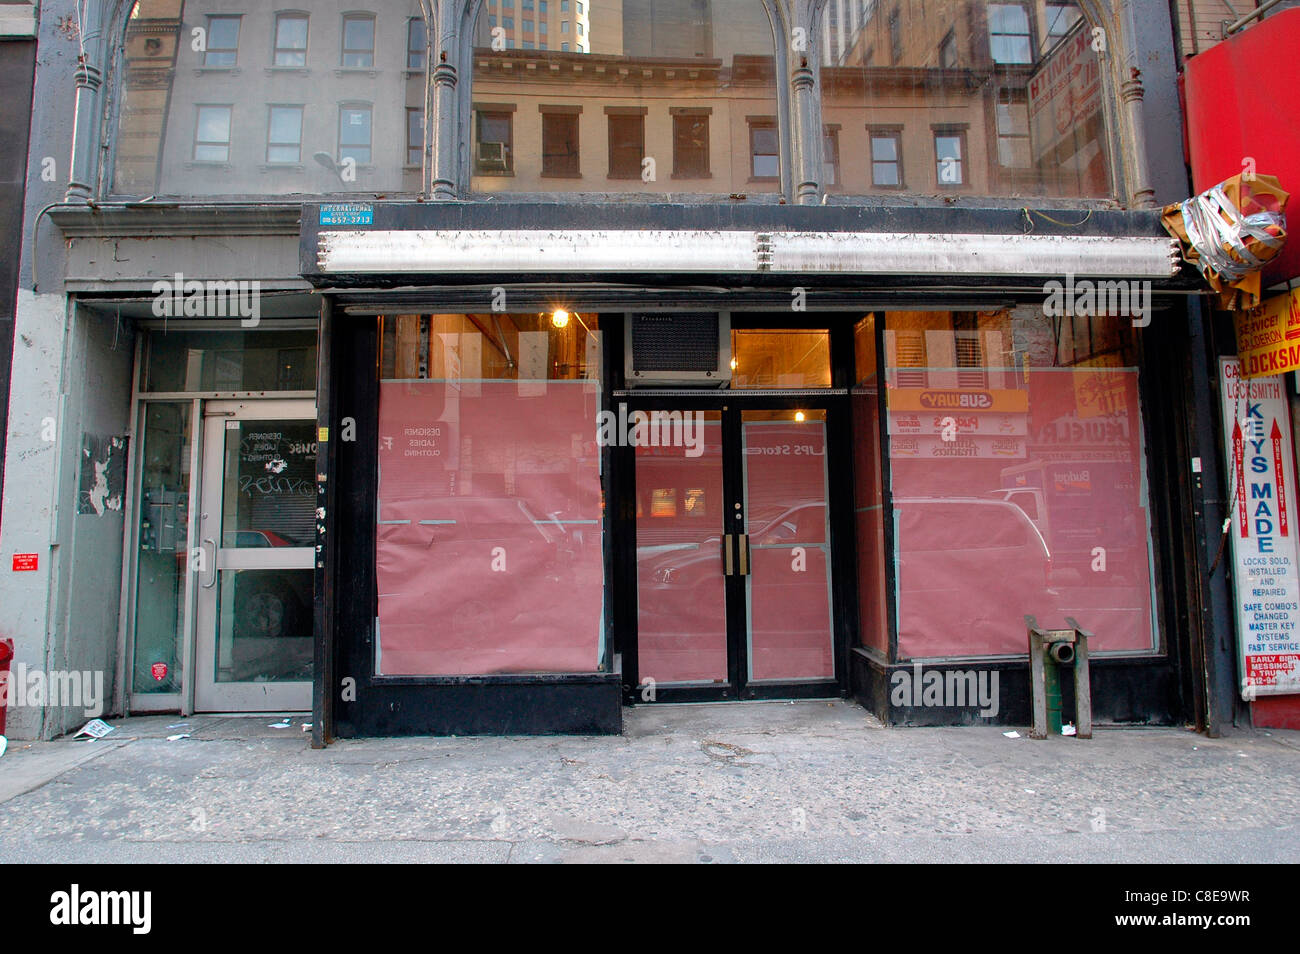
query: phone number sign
[{"left": 1220, "top": 358, "right": 1300, "bottom": 699}]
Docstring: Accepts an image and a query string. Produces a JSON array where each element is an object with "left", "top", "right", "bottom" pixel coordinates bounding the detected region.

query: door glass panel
[
  {"left": 731, "top": 329, "right": 831, "bottom": 389},
  {"left": 221, "top": 420, "right": 317, "bottom": 547},
  {"left": 215, "top": 568, "right": 313, "bottom": 681},
  {"left": 742, "top": 409, "right": 834, "bottom": 681},
  {"left": 132, "top": 401, "right": 192, "bottom": 694},
  {"left": 635, "top": 410, "right": 727, "bottom": 685}
]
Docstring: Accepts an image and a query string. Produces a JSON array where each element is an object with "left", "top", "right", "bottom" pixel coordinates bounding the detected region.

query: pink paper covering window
[
  {"left": 884, "top": 309, "right": 1157, "bottom": 660},
  {"left": 375, "top": 315, "right": 604, "bottom": 675}
]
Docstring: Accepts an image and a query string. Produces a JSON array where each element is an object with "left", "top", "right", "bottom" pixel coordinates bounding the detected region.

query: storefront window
[
  {"left": 469, "top": 0, "right": 780, "bottom": 195},
  {"left": 819, "top": 0, "right": 1112, "bottom": 199},
  {"left": 110, "top": 0, "right": 432, "bottom": 197},
  {"left": 883, "top": 308, "right": 1155, "bottom": 659},
  {"left": 731, "top": 328, "right": 831, "bottom": 389},
  {"left": 141, "top": 329, "right": 318, "bottom": 392},
  {"left": 375, "top": 313, "right": 605, "bottom": 675}
]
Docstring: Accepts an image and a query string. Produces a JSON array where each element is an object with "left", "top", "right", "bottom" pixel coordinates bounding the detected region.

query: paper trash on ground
[{"left": 73, "top": 719, "right": 115, "bottom": 740}]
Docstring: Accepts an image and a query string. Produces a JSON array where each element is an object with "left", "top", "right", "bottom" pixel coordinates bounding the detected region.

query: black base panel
[
  {"left": 334, "top": 678, "right": 624, "bottom": 736},
  {"left": 850, "top": 648, "right": 1184, "bottom": 727}
]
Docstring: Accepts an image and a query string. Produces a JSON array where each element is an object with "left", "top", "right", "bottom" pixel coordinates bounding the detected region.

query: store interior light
[
  {"left": 551, "top": 309, "right": 570, "bottom": 329},
  {"left": 794, "top": 410, "right": 806, "bottom": 422},
  {"left": 730, "top": 357, "right": 738, "bottom": 370}
]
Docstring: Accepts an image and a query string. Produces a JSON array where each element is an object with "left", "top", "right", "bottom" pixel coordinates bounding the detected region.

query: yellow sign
[
  {"left": 887, "top": 388, "right": 1029, "bottom": 413},
  {"left": 1236, "top": 288, "right": 1300, "bottom": 379},
  {"left": 318, "top": 427, "right": 329, "bottom": 442}
]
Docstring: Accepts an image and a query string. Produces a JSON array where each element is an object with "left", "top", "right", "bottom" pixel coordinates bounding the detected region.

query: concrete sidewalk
[{"left": 1, "top": 701, "right": 1297, "bottom": 863}]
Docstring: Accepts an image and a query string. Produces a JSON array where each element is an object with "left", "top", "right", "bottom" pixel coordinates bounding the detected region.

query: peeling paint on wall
[{"left": 77, "top": 435, "right": 127, "bottom": 516}]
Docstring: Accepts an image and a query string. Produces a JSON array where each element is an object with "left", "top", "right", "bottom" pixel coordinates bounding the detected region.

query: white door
[{"left": 194, "top": 400, "right": 316, "bottom": 711}]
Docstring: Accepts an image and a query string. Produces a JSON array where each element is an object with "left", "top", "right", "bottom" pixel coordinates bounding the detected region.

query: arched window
[
  {"left": 817, "top": 0, "right": 1112, "bottom": 199},
  {"left": 109, "top": 0, "right": 434, "bottom": 197},
  {"left": 467, "top": 0, "right": 782, "bottom": 196}
]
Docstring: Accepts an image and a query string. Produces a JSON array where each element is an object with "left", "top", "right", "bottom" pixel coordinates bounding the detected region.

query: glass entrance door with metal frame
[
  {"left": 194, "top": 399, "right": 316, "bottom": 710},
  {"left": 631, "top": 397, "right": 840, "bottom": 701}
]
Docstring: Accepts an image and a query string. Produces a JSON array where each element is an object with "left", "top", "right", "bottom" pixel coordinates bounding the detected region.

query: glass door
[
  {"left": 194, "top": 400, "right": 316, "bottom": 711},
  {"left": 631, "top": 400, "right": 839, "bottom": 701}
]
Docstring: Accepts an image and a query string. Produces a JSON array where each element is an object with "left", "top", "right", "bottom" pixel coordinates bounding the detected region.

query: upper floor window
[
  {"left": 204, "top": 15, "right": 241, "bottom": 67},
  {"left": 193, "top": 105, "right": 232, "bottom": 162},
  {"left": 342, "top": 14, "right": 376, "bottom": 68},
  {"left": 267, "top": 105, "right": 304, "bottom": 163},
  {"left": 672, "top": 110, "right": 710, "bottom": 179},
  {"left": 541, "top": 106, "right": 581, "bottom": 177},
  {"left": 408, "top": 18, "right": 426, "bottom": 69},
  {"left": 475, "top": 107, "right": 514, "bottom": 175},
  {"left": 749, "top": 120, "right": 778, "bottom": 179},
  {"left": 274, "top": 13, "right": 309, "bottom": 67},
  {"left": 988, "top": 3, "right": 1032, "bottom": 64},
  {"left": 339, "top": 105, "right": 373, "bottom": 163},
  {"left": 1045, "top": 3, "right": 1082, "bottom": 43},
  {"left": 933, "top": 129, "right": 966, "bottom": 187}
]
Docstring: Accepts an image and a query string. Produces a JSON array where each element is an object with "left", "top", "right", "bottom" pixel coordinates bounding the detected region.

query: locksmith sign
[{"left": 1219, "top": 357, "right": 1300, "bottom": 698}]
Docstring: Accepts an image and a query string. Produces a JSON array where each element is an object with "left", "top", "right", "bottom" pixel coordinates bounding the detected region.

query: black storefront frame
[{"left": 319, "top": 292, "right": 1208, "bottom": 737}]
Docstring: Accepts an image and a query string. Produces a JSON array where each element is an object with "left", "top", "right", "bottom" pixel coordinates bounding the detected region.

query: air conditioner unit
[
  {"left": 624, "top": 312, "right": 731, "bottom": 387},
  {"left": 478, "top": 140, "right": 507, "bottom": 170}
]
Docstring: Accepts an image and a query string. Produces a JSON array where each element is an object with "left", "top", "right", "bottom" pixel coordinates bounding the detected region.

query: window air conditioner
[
  {"left": 478, "top": 140, "right": 507, "bottom": 170},
  {"left": 624, "top": 312, "right": 731, "bottom": 387}
]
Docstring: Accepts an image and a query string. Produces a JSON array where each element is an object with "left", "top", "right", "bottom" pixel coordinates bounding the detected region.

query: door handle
[
  {"left": 201, "top": 538, "right": 217, "bottom": 589},
  {"left": 722, "top": 534, "right": 734, "bottom": 576},
  {"left": 737, "top": 533, "right": 749, "bottom": 576}
]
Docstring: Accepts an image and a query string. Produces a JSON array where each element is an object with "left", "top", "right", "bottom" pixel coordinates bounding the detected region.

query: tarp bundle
[{"left": 1162, "top": 173, "right": 1288, "bottom": 309}]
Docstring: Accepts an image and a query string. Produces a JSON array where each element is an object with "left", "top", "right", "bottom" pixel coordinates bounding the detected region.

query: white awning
[{"left": 316, "top": 228, "right": 1182, "bottom": 278}]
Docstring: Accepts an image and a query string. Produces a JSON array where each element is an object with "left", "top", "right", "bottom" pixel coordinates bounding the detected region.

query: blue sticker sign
[{"left": 319, "top": 204, "right": 374, "bottom": 226}]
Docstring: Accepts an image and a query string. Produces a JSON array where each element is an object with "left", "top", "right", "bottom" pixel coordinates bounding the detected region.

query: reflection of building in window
[
  {"left": 988, "top": 2, "right": 1032, "bottom": 63},
  {"left": 869, "top": 128, "right": 903, "bottom": 187},
  {"left": 672, "top": 109, "right": 710, "bottom": 178},
  {"left": 341, "top": 14, "right": 375, "bottom": 69},
  {"left": 407, "top": 17, "right": 425, "bottom": 69},
  {"left": 606, "top": 108, "right": 646, "bottom": 178},
  {"left": 274, "top": 13, "right": 308, "bottom": 67},
  {"left": 267, "top": 105, "right": 304, "bottom": 163},
  {"left": 204, "top": 15, "right": 240, "bottom": 67},
  {"left": 193, "top": 105, "right": 232, "bottom": 161},
  {"left": 933, "top": 127, "right": 966, "bottom": 187},
  {"left": 822, "top": 127, "right": 841, "bottom": 187},
  {"left": 541, "top": 107, "right": 581, "bottom": 176},
  {"left": 476, "top": 108, "right": 514, "bottom": 173},
  {"left": 749, "top": 119, "right": 778, "bottom": 179},
  {"left": 406, "top": 108, "right": 424, "bottom": 167},
  {"left": 338, "top": 105, "right": 372, "bottom": 164}
]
